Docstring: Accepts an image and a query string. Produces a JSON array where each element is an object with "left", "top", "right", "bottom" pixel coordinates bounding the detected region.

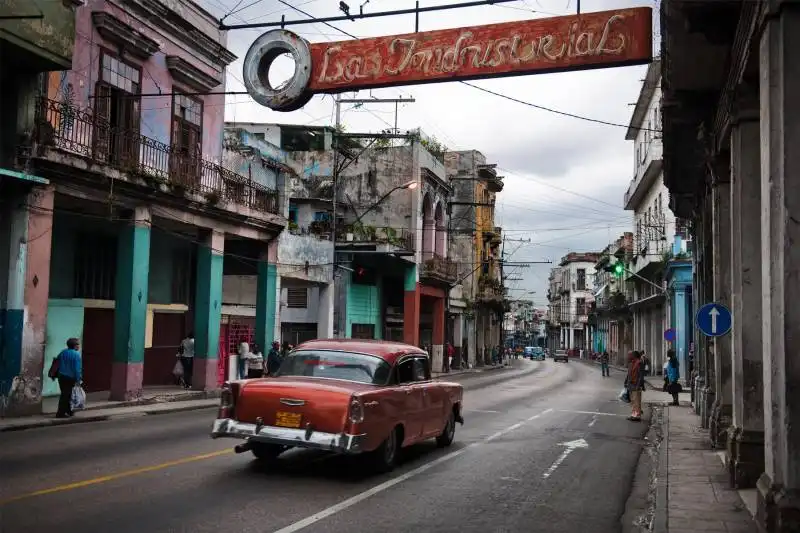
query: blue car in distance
[{"left": 525, "top": 346, "right": 545, "bottom": 361}]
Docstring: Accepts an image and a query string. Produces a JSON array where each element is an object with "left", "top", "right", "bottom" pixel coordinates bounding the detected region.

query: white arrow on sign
[
  {"left": 542, "top": 438, "right": 589, "bottom": 479},
  {"left": 709, "top": 306, "right": 720, "bottom": 334}
]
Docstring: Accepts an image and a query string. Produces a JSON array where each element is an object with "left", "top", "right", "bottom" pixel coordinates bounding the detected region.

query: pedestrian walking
[
  {"left": 179, "top": 332, "right": 194, "bottom": 389},
  {"left": 446, "top": 342, "right": 454, "bottom": 371},
  {"left": 665, "top": 349, "right": 681, "bottom": 406},
  {"left": 600, "top": 351, "right": 610, "bottom": 377},
  {"left": 640, "top": 350, "right": 650, "bottom": 376},
  {"left": 51, "top": 338, "right": 82, "bottom": 418},
  {"left": 265, "top": 341, "right": 282, "bottom": 376},
  {"left": 624, "top": 351, "right": 645, "bottom": 421}
]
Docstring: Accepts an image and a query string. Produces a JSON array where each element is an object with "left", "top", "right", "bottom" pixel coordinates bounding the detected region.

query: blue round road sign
[
  {"left": 664, "top": 328, "right": 676, "bottom": 342},
  {"left": 696, "top": 303, "right": 732, "bottom": 337}
]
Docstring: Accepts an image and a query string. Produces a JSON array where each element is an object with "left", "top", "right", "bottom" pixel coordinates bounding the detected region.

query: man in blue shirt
[{"left": 55, "top": 337, "right": 82, "bottom": 418}]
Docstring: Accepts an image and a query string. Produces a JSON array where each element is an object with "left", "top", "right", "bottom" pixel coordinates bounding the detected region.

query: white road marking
[
  {"left": 271, "top": 408, "right": 554, "bottom": 533},
  {"left": 542, "top": 438, "right": 589, "bottom": 479},
  {"left": 469, "top": 409, "right": 500, "bottom": 413},
  {"left": 556, "top": 409, "right": 626, "bottom": 417},
  {"left": 588, "top": 415, "right": 598, "bottom": 427}
]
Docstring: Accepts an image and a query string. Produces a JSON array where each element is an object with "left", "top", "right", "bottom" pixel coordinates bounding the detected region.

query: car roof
[{"left": 292, "top": 339, "right": 427, "bottom": 365}]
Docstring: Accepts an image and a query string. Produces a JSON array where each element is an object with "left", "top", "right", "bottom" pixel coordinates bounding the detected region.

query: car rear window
[{"left": 276, "top": 350, "right": 392, "bottom": 385}]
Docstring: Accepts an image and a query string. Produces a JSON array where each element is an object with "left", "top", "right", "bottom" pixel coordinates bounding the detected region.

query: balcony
[
  {"left": 477, "top": 163, "right": 504, "bottom": 193},
  {"left": 623, "top": 146, "right": 663, "bottom": 210},
  {"left": 420, "top": 254, "right": 458, "bottom": 286},
  {"left": 29, "top": 99, "right": 279, "bottom": 214},
  {"left": 336, "top": 223, "right": 415, "bottom": 253}
]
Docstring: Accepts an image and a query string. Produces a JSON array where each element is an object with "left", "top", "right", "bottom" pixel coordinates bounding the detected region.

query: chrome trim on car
[
  {"left": 279, "top": 398, "right": 306, "bottom": 406},
  {"left": 211, "top": 418, "right": 368, "bottom": 454}
]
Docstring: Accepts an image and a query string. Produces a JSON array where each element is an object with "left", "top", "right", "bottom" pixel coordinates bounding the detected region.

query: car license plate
[{"left": 275, "top": 411, "right": 302, "bottom": 428}]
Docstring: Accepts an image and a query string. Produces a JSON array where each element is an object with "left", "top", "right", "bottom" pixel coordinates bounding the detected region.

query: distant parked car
[
  {"left": 552, "top": 350, "right": 569, "bottom": 363},
  {"left": 526, "top": 347, "right": 545, "bottom": 361},
  {"left": 211, "top": 339, "right": 464, "bottom": 473}
]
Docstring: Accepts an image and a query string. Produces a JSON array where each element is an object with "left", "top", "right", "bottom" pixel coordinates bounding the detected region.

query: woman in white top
[{"left": 239, "top": 342, "right": 264, "bottom": 379}]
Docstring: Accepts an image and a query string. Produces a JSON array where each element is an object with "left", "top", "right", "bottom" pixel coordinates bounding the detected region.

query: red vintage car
[{"left": 211, "top": 339, "right": 465, "bottom": 472}]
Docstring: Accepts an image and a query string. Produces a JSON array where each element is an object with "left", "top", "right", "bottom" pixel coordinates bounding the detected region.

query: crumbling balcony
[
  {"left": 420, "top": 254, "right": 458, "bottom": 286},
  {"left": 28, "top": 98, "right": 279, "bottom": 215}
]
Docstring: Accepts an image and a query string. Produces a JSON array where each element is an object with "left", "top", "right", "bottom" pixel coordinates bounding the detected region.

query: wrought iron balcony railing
[{"left": 33, "top": 98, "right": 279, "bottom": 214}]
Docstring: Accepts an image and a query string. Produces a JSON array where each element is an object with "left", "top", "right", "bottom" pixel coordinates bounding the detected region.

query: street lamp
[{"left": 352, "top": 179, "right": 417, "bottom": 224}]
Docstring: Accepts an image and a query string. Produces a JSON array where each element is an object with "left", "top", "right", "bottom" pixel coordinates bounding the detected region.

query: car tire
[
  {"left": 436, "top": 411, "right": 456, "bottom": 448},
  {"left": 251, "top": 443, "right": 285, "bottom": 461},
  {"left": 369, "top": 426, "right": 400, "bottom": 473}
]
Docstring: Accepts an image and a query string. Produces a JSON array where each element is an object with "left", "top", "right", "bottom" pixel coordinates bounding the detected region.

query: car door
[
  {"left": 395, "top": 356, "right": 424, "bottom": 443},
  {"left": 413, "top": 356, "right": 446, "bottom": 437}
]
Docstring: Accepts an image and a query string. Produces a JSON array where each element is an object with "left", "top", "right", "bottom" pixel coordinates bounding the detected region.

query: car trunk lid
[{"left": 235, "top": 378, "right": 375, "bottom": 434}]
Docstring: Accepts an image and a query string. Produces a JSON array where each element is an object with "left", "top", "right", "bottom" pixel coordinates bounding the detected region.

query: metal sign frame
[{"left": 243, "top": 7, "right": 653, "bottom": 111}]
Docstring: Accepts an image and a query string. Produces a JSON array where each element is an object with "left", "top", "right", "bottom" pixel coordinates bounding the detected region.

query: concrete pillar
[
  {"left": 673, "top": 286, "right": 690, "bottom": 383},
  {"left": 431, "top": 297, "right": 445, "bottom": 372},
  {"left": 402, "top": 263, "right": 420, "bottom": 346},
  {"left": 1, "top": 185, "right": 54, "bottom": 415},
  {"left": 568, "top": 327, "right": 574, "bottom": 351},
  {"left": 317, "top": 282, "right": 334, "bottom": 339},
  {"left": 255, "top": 240, "right": 278, "bottom": 351},
  {"left": 193, "top": 229, "right": 224, "bottom": 391},
  {"left": 710, "top": 154, "right": 733, "bottom": 449},
  {"left": 111, "top": 206, "right": 150, "bottom": 401},
  {"left": 727, "top": 97, "right": 764, "bottom": 490},
  {"left": 757, "top": 5, "right": 800, "bottom": 529}
]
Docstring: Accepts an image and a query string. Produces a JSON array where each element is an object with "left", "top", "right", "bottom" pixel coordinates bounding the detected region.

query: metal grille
[{"left": 286, "top": 287, "right": 308, "bottom": 308}]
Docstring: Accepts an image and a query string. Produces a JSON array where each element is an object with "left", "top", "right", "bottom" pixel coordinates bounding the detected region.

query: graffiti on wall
[{"left": 243, "top": 7, "right": 652, "bottom": 111}]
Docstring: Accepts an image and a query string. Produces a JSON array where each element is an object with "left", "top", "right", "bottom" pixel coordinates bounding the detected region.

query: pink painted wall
[{"left": 48, "top": 0, "right": 230, "bottom": 160}]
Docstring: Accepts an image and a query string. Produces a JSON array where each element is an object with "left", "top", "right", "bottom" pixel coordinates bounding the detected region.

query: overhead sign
[
  {"left": 243, "top": 7, "right": 653, "bottom": 111},
  {"left": 696, "top": 303, "right": 732, "bottom": 337},
  {"left": 664, "top": 328, "right": 675, "bottom": 342}
]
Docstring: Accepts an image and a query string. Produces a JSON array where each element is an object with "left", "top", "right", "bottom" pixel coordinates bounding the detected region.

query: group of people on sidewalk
[{"left": 606, "top": 349, "right": 682, "bottom": 422}]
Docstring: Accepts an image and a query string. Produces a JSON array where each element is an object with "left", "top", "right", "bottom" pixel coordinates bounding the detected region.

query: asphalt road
[{"left": 0, "top": 359, "right": 648, "bottom": 533}]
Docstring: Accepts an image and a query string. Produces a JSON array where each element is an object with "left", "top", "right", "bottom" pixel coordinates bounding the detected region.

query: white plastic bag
[
  {"left": 619, "top": 387, "right": 631, "bottom": 403},
  {"left": 71, "top": 384, "right": 86, "bottom": 411},
  {"left": 173, "top": 359, "right": 184, "bottom": 377}
]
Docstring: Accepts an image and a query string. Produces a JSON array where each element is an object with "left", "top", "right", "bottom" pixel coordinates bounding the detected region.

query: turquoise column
[
  {"left": 255, "top": 260, "right": 278, "bottom": 350},
  {"left": 674, "top": 286, "right": 689, "bottom": 383},
  {"left": 194, "top": 229, "right": 224, "bottom": 390},
  {"left": 111, "top": 207, "right": 151, "bottom": 401}
]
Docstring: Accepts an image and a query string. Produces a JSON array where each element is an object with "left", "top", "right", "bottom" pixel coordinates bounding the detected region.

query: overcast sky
[{"left": 198, "top": 0, "right": 659, "bottom": 307}]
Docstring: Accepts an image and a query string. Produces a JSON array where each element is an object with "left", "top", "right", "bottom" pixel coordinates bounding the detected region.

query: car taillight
[
  {"left": 218, "top": 382, "right": 238, "bottom": 419},
  {"left": 348, "top": 395, "right": 364, "bottom": 424}
]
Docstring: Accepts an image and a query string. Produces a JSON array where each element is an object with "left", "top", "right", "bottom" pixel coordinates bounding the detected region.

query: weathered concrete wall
[
  {"left": 277, "top": 232, "right": 333, "bottom": 284},
  {"left": 0, "top": 0, "right": 77, "bottom": 70}
]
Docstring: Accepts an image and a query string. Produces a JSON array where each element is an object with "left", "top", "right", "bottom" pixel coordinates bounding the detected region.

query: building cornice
[
  {"left": 167, "top": 55, "right": 221, "bottom": 92},
  {"left": 92, "top": 11, "right": 160, "bottom": 59},
  {"left": 123, "top": 0, "right": 237, "bottom": 68},
  {"left": 625, "top": 59, "right": 661, "bottom": 140}
]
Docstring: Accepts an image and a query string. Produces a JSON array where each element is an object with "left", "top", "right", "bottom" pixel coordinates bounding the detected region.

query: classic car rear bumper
[{"left": 211, "top": 418, "right": 368, "bottom": 454}]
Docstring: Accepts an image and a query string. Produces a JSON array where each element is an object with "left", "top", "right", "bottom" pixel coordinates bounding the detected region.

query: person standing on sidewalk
[
  {"left": 55, "top": 338, "right": 82, "bottom": 418},
  {"left": 179, "top": 333, "right": 194, "bottom": 389},
  {"left": 600, "top": 351, "right": 610, "bottom": 377},
  {"left": 265, "top": 341, "right": 282, "bottom": 376},
  {"left": 665, "top": 349, "right": 681, "bottom": 406},
  {"left": 624, "top": 351, "right": 645, "bottom": 421}
]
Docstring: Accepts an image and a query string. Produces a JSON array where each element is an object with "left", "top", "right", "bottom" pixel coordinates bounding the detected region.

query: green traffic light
[{"left": 613, "top": 263, "right": 624, "bottom": 277}]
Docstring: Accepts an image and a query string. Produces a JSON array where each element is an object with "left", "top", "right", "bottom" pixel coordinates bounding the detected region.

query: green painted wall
[
  {"left": 0, "top": 0, "right": 76, "bottom": 69},
  {"left": 113, "top": 224, "right": 150, "bottom": 365},
  {"left": 255, "top": 261, "right": 278, "bottom": 349},
  {"left": 404, "top": 264, "right": 417, "bottom": 291},
  {"left": 42, "top": 299, "right": 84, "bottom": 396},
  {"left": 194, "top": 246, "right": 223, "bottom": 360},
  {"left": 347, "top": 282, "right": 381, "bottom": 339}
]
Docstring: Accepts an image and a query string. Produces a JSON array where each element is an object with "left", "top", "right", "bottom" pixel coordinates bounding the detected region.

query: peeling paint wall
[
  {"left": 49, "top": 0, "right": 232, "bottom": 160},
  {"left": 277, "top": 233, "right": 333, "bottom": 284},
  {"left": 0, "top": 0, "right": 77, "bottom": 69}
]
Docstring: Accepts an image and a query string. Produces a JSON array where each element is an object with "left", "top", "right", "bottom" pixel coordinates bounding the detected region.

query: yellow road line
[{"left": 1, "top": 448, "right": 232, "bottom": 505}]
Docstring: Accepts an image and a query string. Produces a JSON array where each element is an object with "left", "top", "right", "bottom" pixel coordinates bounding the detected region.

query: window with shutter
[
  {"left": 171, "top": 93, "right": 203, "bottom": 187},
  {"left": 94, "top": 52, "right": 141, "bottom": 167},
  {"left": 286, "top": 288, "right": 308, "bottom": 308}
]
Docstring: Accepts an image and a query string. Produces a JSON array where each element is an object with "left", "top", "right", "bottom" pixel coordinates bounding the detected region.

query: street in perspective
[{"left": 0, "top": 0, "right": 793, "bottom": 532}]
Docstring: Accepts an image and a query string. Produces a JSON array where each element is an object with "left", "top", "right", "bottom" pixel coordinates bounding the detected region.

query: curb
[
  {"left": 653, "top": 405, "right": 669, "bottom": 533},
  {"left": 75, "top": 389, "right": 222, "bottom": 413},
  {"left": 0, "top": 400, "right": 219, "bottom": 433}
]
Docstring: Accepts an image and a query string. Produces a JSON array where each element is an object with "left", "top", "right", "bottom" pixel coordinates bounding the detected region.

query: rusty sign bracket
[{"left": 241, "top": 7, "right": 653, "bottom": 112}]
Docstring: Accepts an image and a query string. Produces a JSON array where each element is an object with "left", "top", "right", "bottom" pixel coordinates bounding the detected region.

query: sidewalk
[
  {"left": 431, "top": 361, "right": 509, "bottom": 379},
  {"left": 1, "top": 387, "right": 220, "bottom": 432},
  {"left": 644, "top": 389, "right": 758, "bottom": 533}
]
